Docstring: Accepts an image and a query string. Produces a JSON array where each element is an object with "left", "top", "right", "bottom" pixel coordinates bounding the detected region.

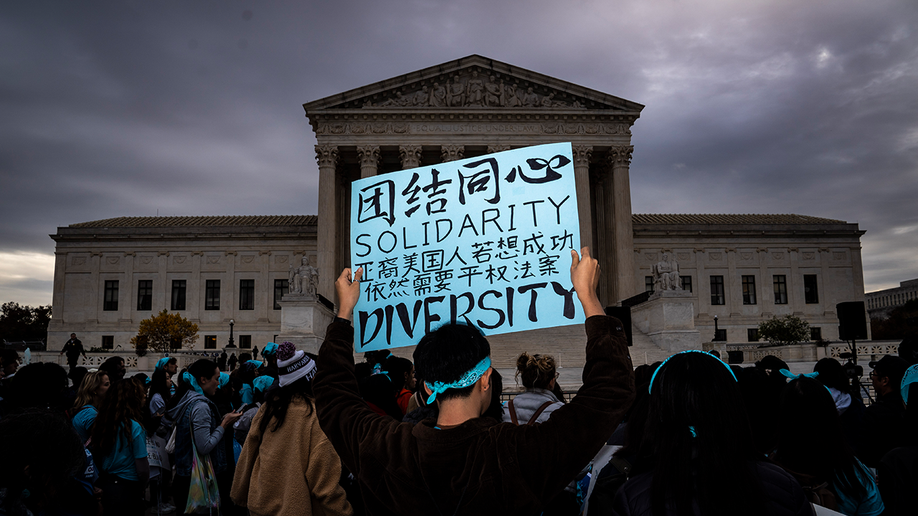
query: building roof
[
  {"left": 68, "top": 215, "right": 317, "bottom": 228},
  {"left": 632, "top": 214, "right": 847, "bottom": 225}
]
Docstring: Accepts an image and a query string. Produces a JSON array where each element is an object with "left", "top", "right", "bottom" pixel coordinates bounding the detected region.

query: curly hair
[
  {"left": 90, "top": 379, "right": 145, "bottom": 455},
  {"left": 73, "top": 371, "right": 109, "bottom": 410},
  {"left": 515, "top": 352, "right": 557, "bottom": 390}
]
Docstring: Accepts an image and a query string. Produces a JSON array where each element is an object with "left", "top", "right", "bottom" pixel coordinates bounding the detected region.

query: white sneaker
[{"left": 157, "top": 502, "right": 176, "bottom": 514}]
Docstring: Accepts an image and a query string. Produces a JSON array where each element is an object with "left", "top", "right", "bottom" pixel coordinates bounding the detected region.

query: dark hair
[
  {"left": 735, "top": 366, "right": 780, "bottom": 455},
  {"left": 148, "top": 369, "right": 172, "bottom": 402},
  {"left": 774, "top": 377, "right": 866, "bottom": 499},
  {"left": 165, "top": 360, "right": 217, "bottom": 413},
  {"left": 99, "top": 356, "right": 125, "bottom": 383},
  {"left": 515, "top": 352, "right": 556, "bottom": 390},
  {"left": 899, "top": 336, "right": 918, "bottom": 366},
  {"left": 813, "top": 358, "right": 850, "bottom": 392},
  {"left": 0, "top": 410, "right": 84, "bottom": 507},
  {"left": 385, "top": 356, "right": 414, "bottom": 390},
  {"left": 7, "top": 363, "right": 69, "bottom": 411},
  {"left": 69, "top": 366, "right": 89, "bottom": 389},
  {"left": 0, "top": 348, "right": 19, "bottom": 366},
  {"left": 91, "top": 379, "right": 145, "bottom": 455},
  {"left": 640, "top": 352, "right": 767, "bottom": 516},
  {"left": 481, "top": 369, "right": 504, "bottom": 420},
  {"left": 413, "top": 323, "right": 490, "bottom": 402},
  {"left": 259, "top": 374, "right": 314, "bottom": 433}
]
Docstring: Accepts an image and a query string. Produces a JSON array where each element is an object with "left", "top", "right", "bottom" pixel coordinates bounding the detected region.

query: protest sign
[{"left": 350, "top": 142, "right": 583, "bottom": 351}]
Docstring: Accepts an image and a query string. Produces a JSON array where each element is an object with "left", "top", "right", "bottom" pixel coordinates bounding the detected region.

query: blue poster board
[{"left": 350, "top": 142, "right": 583, "bottom": 351}]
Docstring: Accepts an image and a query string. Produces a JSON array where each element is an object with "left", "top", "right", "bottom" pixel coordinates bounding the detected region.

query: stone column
[
  {"left": 315, "top": 144, "right": 339, "bottom": 302},
  {"left": 572, "top": 145, "right": 593, "bottom": 251},
  {"left": 788, "top": 248, "right": 802, "bottom": 313},
  {"left": 819, "top": 247, "right": 833, "bottom": 315},
  {"left": 593, "top": 174, "right": 610, "bottom": 304},
  {"left": 357, "top": 145, "right": 380, "bottom": 179},
  {"left": 120, "top": 253, "right": 134, "bottom": 323},
  {"left": 607, "top": 146, "right": 636, "bottom": 304},
  {"left": 399, "top": 145, "right": 422, "bottom": 169},
  {"left": 157, "top": 251, "right": 168, "bottom": 311},
  {"left": 441, "top": 144, "right": 464, "bottom": 162}
]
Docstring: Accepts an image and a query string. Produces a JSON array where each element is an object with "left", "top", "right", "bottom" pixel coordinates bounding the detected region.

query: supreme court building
[{"left": 47, "top": 55, "right": 868, "bottom": 366}]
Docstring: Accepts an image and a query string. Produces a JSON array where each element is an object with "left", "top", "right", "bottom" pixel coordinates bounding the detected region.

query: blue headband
[
  {"left": 262, "top": 342, "right": 278, "bottom": 356},
  {"left": 253, "top": 375, "right": 275, "bottom": 393},
  {"left": 155, "top": 357, "right": 171, "bottom": 371},
  {"left": 425, "top": 356, "right": 491, "bottom": 405},
  {"left": 247, "top": 360, "right": 263, "bottom": 369},
  {"left": 779, "top": 369, "right": 819, "bottom": 381},
  {"left": 902, "top": 364, "right": 918, "bottom": 406},
  {"left": 182, "top": 371, "right": 203, "bottom": 394},
  {"left": 648, "top": 350, "right": 737, "bottom": 394},
  {"left": 218, "top": 372, "right": 230, "bottom": 389}
]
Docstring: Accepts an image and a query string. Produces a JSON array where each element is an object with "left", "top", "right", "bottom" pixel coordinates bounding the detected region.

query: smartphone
[{"left": 237, "top": 404, "right": 255, "bottom": 414}]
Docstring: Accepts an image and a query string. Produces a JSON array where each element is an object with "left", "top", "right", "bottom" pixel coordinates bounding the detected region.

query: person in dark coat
[
  {"left": 60, "top": 333, "right": 87, "bottom": 372},
  {"left": 878, "top": 364, "right": 918, "bottom": 516},
  {"left": 861, "top": 355, "right": 908, "bottom": 467},
  {"left": 228, "top": 352, "right": 238, "bottom": 372}
]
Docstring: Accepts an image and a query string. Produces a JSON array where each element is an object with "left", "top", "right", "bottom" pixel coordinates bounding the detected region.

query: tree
[
  {"left": 0, "top": 302, "right": 52, "bottom": 344},
  {"left": 131, "top": 309, "right": 199, "bottom": 355},
  {"left": 871, "top": 299, "right": 918, "bottom": 340},
  {"left": 757, "top": 314, "right": 810, "bottom": 346}
]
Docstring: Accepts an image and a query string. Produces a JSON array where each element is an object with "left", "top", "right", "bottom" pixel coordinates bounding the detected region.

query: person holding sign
[{"left": 314, "top": 247, "right": 635, "bottom": 515}]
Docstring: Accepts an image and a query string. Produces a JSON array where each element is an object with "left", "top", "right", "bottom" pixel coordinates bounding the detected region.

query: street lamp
[
  {"left": 227, "top": 319, "right": 236, "bottom": 348},
  {"left": 713, "top": 315, "right": 720, "bottom": 341}
]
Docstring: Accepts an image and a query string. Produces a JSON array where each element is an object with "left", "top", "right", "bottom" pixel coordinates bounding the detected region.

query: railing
[{"left": 1, "top": 340, "right": 47, "bottom": 351}]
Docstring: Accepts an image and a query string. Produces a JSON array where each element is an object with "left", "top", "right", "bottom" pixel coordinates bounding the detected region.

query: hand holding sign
[
  {"left": 336, "top": 267, "right": 363, "bottom": 321},
  {"left": 570, "top": 247, "right": 604, "bottom": 318}
]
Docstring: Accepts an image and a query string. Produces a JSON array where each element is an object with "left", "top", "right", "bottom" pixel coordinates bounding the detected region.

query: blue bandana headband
[
  {"left": 155, "top": 357, "right": 171, "bottom": 371},
  {"left": 779, "top": 369, "right": 833, "bottom": 397},
  {"left": 649, "top": 350, "right": 737, "bottom": 394},
  {"left": 247, "top": 360, "right": 263, "bottom": 369},
  {"left": 218, "top": 372, "right": 230, "bottom": 389},
  {"left": 426, "top": 356, "right": 491, "bottom": 405},
  {"left": 253, "top": 375, "right": 275, "bottom": 393},
  {"left": 262, "top": 342, "right": 278, "bottom": 357},
  {"left": 902, "top": 364, "right": 918, "bottom": 406},
  {"left": 182, "top": 371, "right": 204, "bottom": 394}
]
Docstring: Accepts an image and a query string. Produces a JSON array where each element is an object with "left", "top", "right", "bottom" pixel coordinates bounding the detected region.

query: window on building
[
  {"left": 714, "top": 329, "right": 727, "bottom": 342},
  {"left": 205, "top": 280, "right": 220, "bottom": 310},
  {"left": 645, "top": 276, "right": 654, "bottom": 293},
  {"left": 274, "top": 279, "right": 289, "bottom": 310},
  {"left": 171, "top": 280, "right": 187, "bottom": 311},
  {"left": 680, "top": 275, "right": 693, "bottom": 292},
  {"left": 804, "top": 275, "right": 819, "bottom": 304},
  {"left": 102, "top": 336, "right": 114, "bottom": 349},
  {"left": 747, "top": 328, "right": 759, "bottom": 342},
  {"left": 239, "top": 280, "right": 255, "bottom": 310},
  {"left": 103, "top": 280, "right": 119, "bottom": 311},
  {"left": 239, "top": 335, "right": 252, "bottom": 348},
  {"left": 810, "top": 327, "right": 822, "bottom": 341},
  {"left": 710, "top": 276, "right": 725, "bottom": 305},
  {"left": 742, "top": 275, "right": 757, "bottom": 305},
  {"left": 204, "top": 335, "right": 216, "bottom": 349},
  {"left": 137, "top": 280, "right": 152, "bottom": 311},
  {"left": 773, "top": 275, "right": 788, "bottom": 305}
]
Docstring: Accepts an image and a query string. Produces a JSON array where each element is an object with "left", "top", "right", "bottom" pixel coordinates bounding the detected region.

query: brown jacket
[
  {"left": 314, "top": 315, "right": 635, "bottom": 516},
  {"left": 231, "top": 398, "right": 352, "bottom": 516}
]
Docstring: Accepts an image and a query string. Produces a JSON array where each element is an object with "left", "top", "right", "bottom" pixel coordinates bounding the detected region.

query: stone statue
[
  {"left": 485, "top": 76, "right": 502, "bottom": 107},
  {"left": 430, "top": 82, "right": 446, "bottom": 107},
  {"left": 289, "top": 256, "right": 319, "bottom": 299},
  {"left": 652, "top": 253, "right": 682, "bottom": 292},
  {"left": 466, "top": 71, "right": 485, "bottom": 106},
  {"left": 447, "top": 76, "right": 465, "bottom": 107},
  {"left": 522, "top": 87, "right": 540, "bottom": 107},
  {"left": 411, "top": 86, "right": 430, "bottom": 107},
  {"left": 504, "top": 84, "right": 521, "bottom": 107}
]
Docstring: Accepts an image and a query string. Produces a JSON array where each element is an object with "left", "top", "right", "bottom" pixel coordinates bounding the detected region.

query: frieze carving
[
  {"left": 644, "top": 253, "right": 656, "bottom": 262},
  {"left": 832, "top": 251, "right": 846, "bottom": 260},
  {"left": 772, "top": 252, "right": 784, "bottom": 260},
  {"left": 242, "top": 255, "right": 255, "bottom": 264},
  {"left": 174, "top": 256, "right": 187, "bottom": 264},
  {"left": 740, "top": 252, "right": 753, "bottom": 260},
  {"left": 709, "top": 252, "right": 723, "bottom": 261},
  {"left": 106, "top": 256, "right": 120, "bottom": 265},
  {"left": 677, "top": 252, "right": 690, "bottom": 261},
  {"left": 316, "top": 121, "right": 631, "bottom": 136},
  {"left": 72, "top": 256, "right": 87, "bottom": 266},
  {"left": 206, "top": 256, "right": 221, "bottom": 264},
  {"left": 802, "top": 252, "right": 816, "bottom": 260},
  {"left": 141, "top": 256, "right": 154, "bottom": 265},
  {"left": 359, "top": 68, "right": 594, "bottom": 110},
  {"left": 277, "top": 255, "right": 288, "bottom": 264}
]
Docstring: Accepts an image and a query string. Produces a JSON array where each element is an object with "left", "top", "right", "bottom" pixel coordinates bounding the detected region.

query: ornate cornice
[{"left": 314, "top": 118, "right": 635, "bottom": 137}]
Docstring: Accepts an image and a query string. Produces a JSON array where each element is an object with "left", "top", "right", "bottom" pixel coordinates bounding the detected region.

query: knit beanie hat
[{"left": 277, "top": 341, "right": 316, "bottom": 388}]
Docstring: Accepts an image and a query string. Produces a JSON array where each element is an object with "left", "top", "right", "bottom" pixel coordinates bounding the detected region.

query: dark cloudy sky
[{"left": 2, "top": 0, "right": 917, "bottom": 307}]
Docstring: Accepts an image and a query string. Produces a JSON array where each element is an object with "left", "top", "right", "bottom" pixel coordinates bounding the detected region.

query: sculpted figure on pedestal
[
  {"left": 504, "top": 84, "right": 522, "bottom": 107},
  {"left": 411, "top": 86, "right": 430, "bottom": 107},
  {"left": 447, "top": 76, "right": 465, "bottom": 107},
  {"left": 466, "top": 71, "right": 484, "bottom": 106},
  {"left": 522, "top": 87, "right": 540, "bottom": 107},
  {"left": 485, "top": 76, "right": 503, "bottom": 107},
  {"left": 430, "top": 82, "right": 446, "bottom": 107},
  {"left": 652, "top": 253, "right": 682, "bottom": 292},
  {"left": 289, "top": 256, "right": 319, "bottom": 299}
]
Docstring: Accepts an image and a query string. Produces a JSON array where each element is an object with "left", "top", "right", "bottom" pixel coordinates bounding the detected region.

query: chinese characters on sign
[{"left": 351, "top": 142, "right": 583, "bottom": 350}]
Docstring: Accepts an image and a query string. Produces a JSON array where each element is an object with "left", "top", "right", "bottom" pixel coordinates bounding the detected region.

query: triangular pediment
[{"left": 303, "top": 55, "right": 644, "bottom": 114}]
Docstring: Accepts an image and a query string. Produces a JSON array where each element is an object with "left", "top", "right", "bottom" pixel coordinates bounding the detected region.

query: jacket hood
[{"left": 167, "top": 389, "right": 210, "bottom": 420}]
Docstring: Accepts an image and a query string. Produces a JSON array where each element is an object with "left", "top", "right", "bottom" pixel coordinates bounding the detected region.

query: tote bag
[{"left": 185, "top": 414, "right": 221, "bottom": 514}]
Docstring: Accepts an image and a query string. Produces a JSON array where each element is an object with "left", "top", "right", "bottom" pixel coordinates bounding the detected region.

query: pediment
[{"left": 303, "top": 55, "right": 644, "bottom": 114}]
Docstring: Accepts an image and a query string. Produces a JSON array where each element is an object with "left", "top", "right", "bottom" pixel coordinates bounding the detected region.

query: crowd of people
[{"left": 0, "top": 247, "right": 916, "bottom": 516}]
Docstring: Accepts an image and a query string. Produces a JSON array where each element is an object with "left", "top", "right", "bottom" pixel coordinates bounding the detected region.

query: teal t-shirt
[
  {"left": 72, "top": 405, "right": 97, "bottom": 443},
  {"left": 833, "top": 459, "right": 884, "bottom": 516},
  {"left": 100, "top": 420, "right": 147, "bottom": 481}
]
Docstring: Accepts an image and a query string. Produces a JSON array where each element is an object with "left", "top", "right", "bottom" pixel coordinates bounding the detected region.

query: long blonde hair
[
  {"left": 73, "top": 371, "right": 109, "bottom": 409},
  {"left": 515, "top": 352, "right": 556, "bottom": 390}
]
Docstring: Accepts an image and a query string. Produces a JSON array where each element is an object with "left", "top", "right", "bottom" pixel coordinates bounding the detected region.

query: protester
[
  {"left": 384, "top": 355, "right": 415, "bottom": 415},
  {"left": 773, "top": 373, "right": 883, "bottom": 515},
  {"left": 860, "top": 355, "right": 908, "bottom": 467},
  {"left": 6, "top": 362, "right": 70, "bottom": 412},
  {"left": 232, "top": 342, "right": 352, "bottom": 515},
  {"left": 233, "top": 374, "right": 274, "bottom": 445},
  {"left": 218, "top": 351, "right": 228, "bottom": 372},
  {"left": 612, "top": 351, "right": 812, "bottom": 516},
  {"left": 71, "top": 370, "right": 111, "bottom": 443},
  {"left": 503, "top": 352, "right": 564, "bottom": 425},
  {"left": 315, "top": 247, "right": 636, "bottom": 514},
  {"left": 100, "top": 356, "right": 126, "bottom": 384},
  {"left": 90, "top": 379, "right": 151, "bottom": 515},
  {"left": 1, "top": 348, "right": 20, "bottom": 379},
  {"left": 228, "top": 352, "right": 238, "bottom": 372},
  {"left": 261, "top": 342, "right": 279, "bottom": 379},
  {"left": 166, "top": 359, "right": 242, "bottom": 515},
  {"left": 60, "top": 333, "right": 87, "bottom": 372},
  {"left": 0, "top": 410, "right": 86, "bottom": 515},
  {"left": 877, "top": 364, "right": 918, "bottom": 515},
  {"left": 813, "top": 358, "right": 866, "bottom": 455},
  {"left": 146, "top": 367, "right": 175, "bottom": 514}
]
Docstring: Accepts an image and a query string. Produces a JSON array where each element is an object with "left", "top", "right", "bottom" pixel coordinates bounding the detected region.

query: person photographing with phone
[{"left": 166, "top": 359, "right": 243, "bottom": 514}]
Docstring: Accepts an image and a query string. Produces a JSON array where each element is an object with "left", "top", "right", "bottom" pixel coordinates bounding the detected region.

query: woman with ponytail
[
  {"left": 165, "top": 359, "right": 242, "bottom": 515},
  {"left": 503, "top": 352, "right": 564, "bottom": 425}
]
